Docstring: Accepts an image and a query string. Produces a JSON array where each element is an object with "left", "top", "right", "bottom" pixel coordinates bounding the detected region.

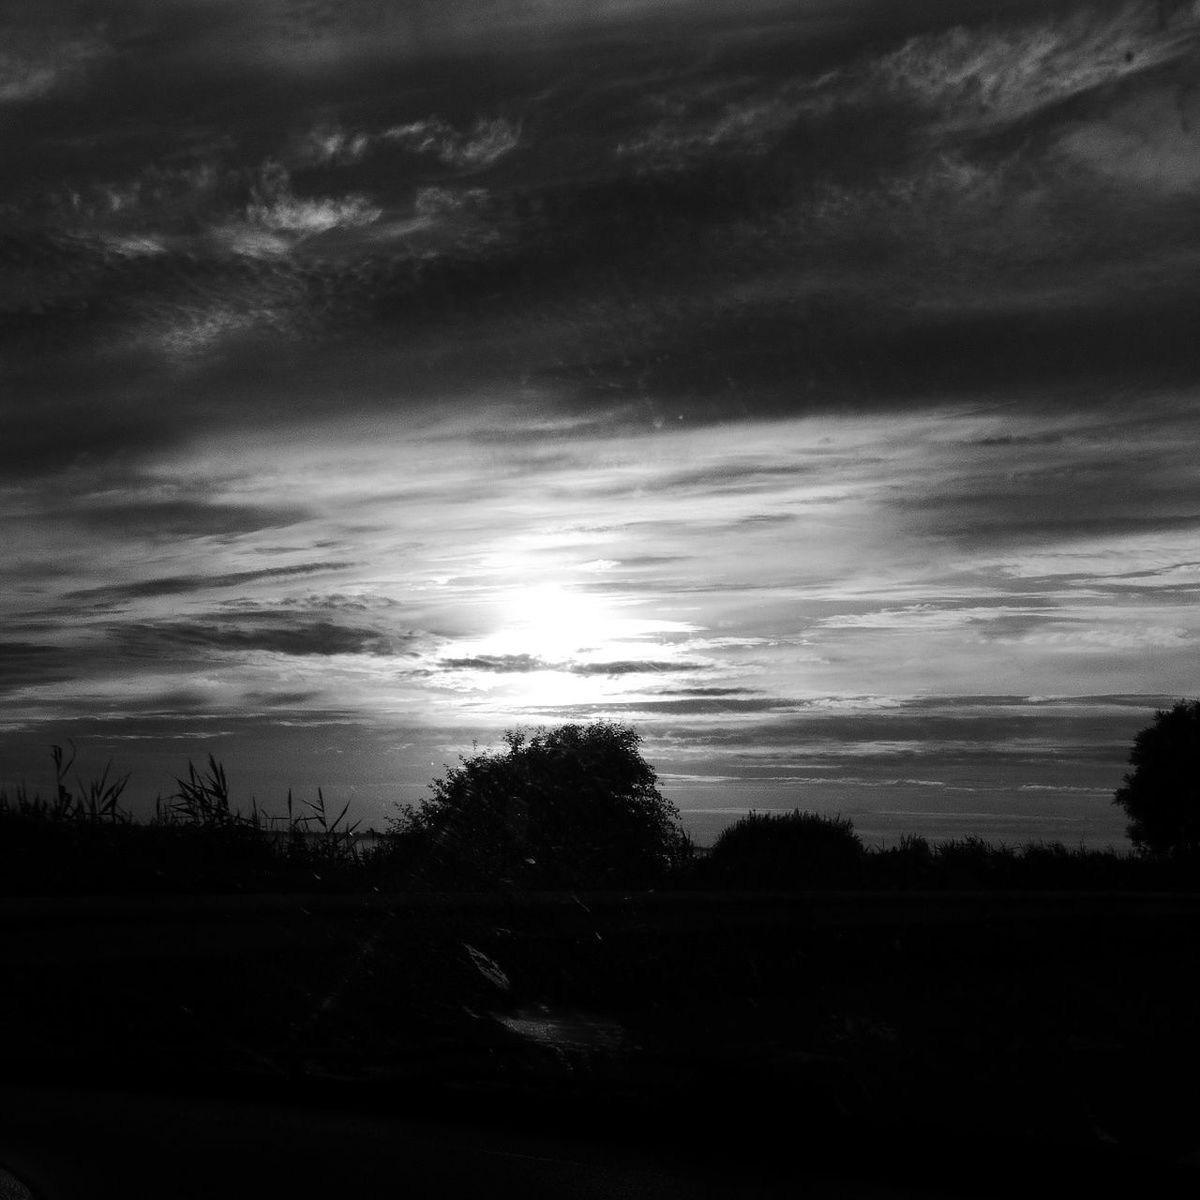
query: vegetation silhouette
[
  {"left": 0, "top": 744, "right": 373, "bottom": 894},
  {"left": 388, "top": 721, "right": 691, "bottom": 889},
  {"left": 8, "top": 716, "right": 1200, "bottom": 894},
  {"left": 9, "top": 745, "right": 1200, "bottom": 1189},
  {"left": 701, "top": 809, "right": 864, "bottom": 889},
  {"left": 1113, "top": 699, "right": 1200, "bottom": 856}
]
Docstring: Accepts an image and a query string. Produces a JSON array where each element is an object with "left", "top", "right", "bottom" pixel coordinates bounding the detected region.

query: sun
[
  {"left": 497, "top": 583, "right": 612, "bottom": 661},
  {"left": 435, "top": 579, "right": 700, "bottom": 714}
]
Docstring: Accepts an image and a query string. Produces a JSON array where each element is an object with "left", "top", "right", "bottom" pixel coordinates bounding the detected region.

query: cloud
[
  {"left": 1058, "top": 83, "right": 1200, "bottom": 192},
  {"left": 661, "top": 687, "right": 760, "bottom": 697},
  {"left": 126, "top": 617, "right": 404, "bottom": 658},
  {"left": 648, "top": 462, "right": 819, "bottom": 496},
  {"left": 869, "top": 0, "right": 1198, "bottom": 131},
  {"left": 380, "top": 116, "right": 521, "bottom": 169},
  {"left": 65, "top": 562, "right": 357, "bottom": 606},
  {"left": 240, "top": 689, "right": 325, "bottom": 707},
  {"left": 568, "top": 660, "right": 704, "bottom": 675},
  {"left": 242, "top": 160, "right": 381, "bottom": 234},
  {"left": 1, "top": 0, "right": 1196, "bottom": 845},
  {"left": 0, "top": 641, "right": 76, "bottom": 693},
  {"left": 1018, "top": 783, "right": 1110, "bottom": 793},
  {"left": 616, "top": 79, "right": 818, "bottom": 171},
  {"left": 0, "top": 30, "right": 107, "bottom": 103},
  {"left": 437, "top": 655, "right": 705, "bottom": 676},
  {"left": 0, "top": 641, "right": 62, "bottom": 664},
  {"left": 291, "top": 123, "right": 373, "bottom": 167},
  {"left": 595, "top": 696, "right": 802, "bottom": 715},
  {"left": 245, "top": 191, "right": 381, "bottom": 236},
  {"left": 5, "top": 4, "right": 1194, "bottom": 425},
  {"left": 64, "top": 499, "right": 311, "bottom": 540},
  {"left": 440, "top": 654, "right": 547, "bottom": 673}
]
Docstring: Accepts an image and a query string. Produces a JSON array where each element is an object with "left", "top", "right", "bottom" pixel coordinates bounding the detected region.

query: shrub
[
  {"left": 703, "top": 809, "right": 864, "bottom": 889},
  {"left": 389, "top": 722, "right": 690, "bottom": 889},
  {"left": 864, "top": 834, "right": 935, "bottom": 889}
]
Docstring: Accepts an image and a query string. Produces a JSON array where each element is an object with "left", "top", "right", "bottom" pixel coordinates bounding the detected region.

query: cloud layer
[{"left": 3, "top": 0, "right": 1197, "bottom": 844}]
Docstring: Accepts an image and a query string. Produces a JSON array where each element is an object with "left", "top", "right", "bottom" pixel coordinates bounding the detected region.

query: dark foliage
[
  {"left": 7, "top": 728, "right": 1200, "bottom": 895},
  {"left": 1113, "top": 699, "right": 1200, "bottom": 856},
  {"left": 861, "top": 833, "right": 937, "bottom": 890},
  {"left": 0, "top": 747, "right": 381, "bottom": 895},
  {"left": 389, "top": 722, "right": 691, "bottom": 889},
  {"left": 701, "top": 809, "right": 864, "bottom": 889}
]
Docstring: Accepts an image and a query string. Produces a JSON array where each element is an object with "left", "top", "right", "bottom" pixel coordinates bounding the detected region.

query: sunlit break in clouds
[{"left": 3, "top": 0, "right": 1199, "bottom": 846}]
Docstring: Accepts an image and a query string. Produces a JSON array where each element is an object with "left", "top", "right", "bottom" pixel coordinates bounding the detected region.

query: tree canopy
[
  {"left": 702, "top": 809, "right": 863, "bottom": 889},
  {"left": 390, "top": 722, "right": 690, "bottom": 888},
  {"left": 1113, "top": 700, "right": 1200, "bottom": 856}
]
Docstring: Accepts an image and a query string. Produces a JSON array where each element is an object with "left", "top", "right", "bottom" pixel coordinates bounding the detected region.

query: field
[{"left": 4, "top": 886, "right": 1200, "bottom": 1196}]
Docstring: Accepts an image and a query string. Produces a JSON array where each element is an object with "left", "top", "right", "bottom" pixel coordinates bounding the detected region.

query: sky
[{"left": 3, "top": 0, "right": 1199, "bottom": 847}]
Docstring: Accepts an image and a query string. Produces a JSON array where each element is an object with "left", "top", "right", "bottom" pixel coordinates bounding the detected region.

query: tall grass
[
  {"left": 2, "top": 742, "right": 132, "bottom": 825},
  {"left": 0, "top": 746, "right": 383, "bottom": 895}
]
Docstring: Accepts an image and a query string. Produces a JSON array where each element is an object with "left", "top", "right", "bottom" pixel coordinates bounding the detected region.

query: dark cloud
[
  {"left": 66, "top": 563, "right": 355, "bottom": 607},
  {"left": 439, "top": 655, "right": 708, "bottom": 675},
  {"left": 916, "top": 509, "right": 1200, "bottom": 551},
  {"left": 127, "top": 687, "right": 218, "bottom": 714},
  {"left": 67, "top": 499, "right": 309, "bottom": 540},
  {"left": 440, "top": 654, "right": 547, "bottom": 673},
  {"left": 892, "top": 403, "right": 1200, "bottom": 549},
  {"left": 13, "top": 687, "right": 222, "bottom": 724},
  {"left": 971, "top": 613, "right": 1083, "bottom": 641},
  {"left": 554, "top": 282, "right": 1200, "bottom": 415},
  {"left": 558, "top": 696, "right": 802, "bottom": 715},
  {"left": 568, "top": 660, "right": 705, "bottom": 676},
  {"left": 2, "top": 0, "right": 1196, "bottom": 844},
  {"left": 895, "top": 695, "right": 1063, "bottom": 711},
  {"left": 0, "top": 369, "right": 180, "bottom": 476},
  {"left": 1, "top": 3, "right": 1192, "bottom": 422},
  {"left": 0, "top": 0, "right": 1195, "bottom": 472},
  {"left": 0, "top": 641, "right": 76, "bottom": 693},
  {"left": 240, "top": 690, "right": 325, "bottom": 708},
  {"left": 649, "top": 463, "right": 817, "bottom": 496},
  {"left": 126, "top": 618, "right": 402, "bottom": 658},
  {"left": 666, "top": 687, "right": 761, "bottom": 697},
  {"left": 970, "top": 514, "right": 1200, "bottom": 541},
  {"left": 965, "top": 433, "right": 1066, "bottom": 448},
  {"left": 0, "top": 641, "right": 61, "bottom": 663},
  {"left": 612, "top": 555, "right": 688, "bottom": 567},
  {"left": 1016, "top": 694, "right": 1187, "bottom": 711},
  {"left": 644, "top": 697, "right": 1160, "bottom": 761}
]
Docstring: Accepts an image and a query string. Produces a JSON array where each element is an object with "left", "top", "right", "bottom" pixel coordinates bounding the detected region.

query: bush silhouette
[
  {"left": 1114, "top": 699, "right": 1200, "bottom": 856},
  {"left": 389, "top": 722, "right": 690, "bottom": 889},
  {"left": 704, "top": 809, "right": 863, "bottom": 889},
  {"left": 864, "top": 834, "right": 936, "bottom": 889}
]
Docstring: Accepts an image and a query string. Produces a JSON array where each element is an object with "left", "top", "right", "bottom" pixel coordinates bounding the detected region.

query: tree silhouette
[
  {"left": 1113, "top": 700, "right": 1200, "bottom": 855},
  {"left": 391, "top": 722, "right": 690, "bottom": 888},
  {"left": 703, "top": 809, "right": 863, "bottom": 889}
]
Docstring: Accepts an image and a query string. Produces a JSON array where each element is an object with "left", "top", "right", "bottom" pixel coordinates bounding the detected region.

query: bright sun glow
[
  {"left": 437, "top": 581, "right": 700, "bottom": 713},
  {"left": 499, "top": 583, "right": 612, "bottom": 659}
]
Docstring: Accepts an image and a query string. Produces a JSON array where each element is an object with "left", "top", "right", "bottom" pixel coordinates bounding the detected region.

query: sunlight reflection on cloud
[
  {"left": 4, "top": 0, "right": 1200, "bottom": 841},
  {"left": 12, "top": 397, "right": 1196, "bottom": 740}
]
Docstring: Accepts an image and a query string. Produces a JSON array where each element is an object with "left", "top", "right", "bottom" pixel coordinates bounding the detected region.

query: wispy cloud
[
  {"left": 0, "top": 25, "right": 107, "bottom": 103},
  {"left": 65, "top": 562, "right": 356, "bottom": 606},
  {"left": 440, "top": 654, "right": 546, "bottom": 674},
  {"left": 0, "top": 0, "right": 1192, "bottom": 846},
  {"left": 65, "top": 499, "right": 310, "bottom": 540},
  {"left": 125, "top": 617, "right": 405, "bottom": 658}
]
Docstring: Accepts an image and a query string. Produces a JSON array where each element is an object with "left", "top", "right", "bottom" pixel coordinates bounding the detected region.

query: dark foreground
[{"left": 3, "top": 891, "right": 1200, "bottom": 1198}]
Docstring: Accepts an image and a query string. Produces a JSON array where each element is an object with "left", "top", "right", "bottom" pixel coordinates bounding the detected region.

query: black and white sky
[{"left": 3, "top": 0, "right": 1198, "bottom": 845}]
